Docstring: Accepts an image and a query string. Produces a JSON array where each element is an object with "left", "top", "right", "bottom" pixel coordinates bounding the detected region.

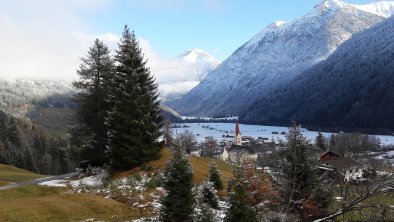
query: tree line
[{"left": 0, "top": 110, "right": 77, "bottom": 174}]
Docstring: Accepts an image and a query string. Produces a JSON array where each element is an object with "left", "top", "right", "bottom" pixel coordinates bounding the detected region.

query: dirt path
[{"left": 0, "top": 172, "right": 78, "bottom": 191}]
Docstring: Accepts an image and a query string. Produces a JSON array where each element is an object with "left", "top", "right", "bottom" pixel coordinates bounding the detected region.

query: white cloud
[
  {"left": 0, "top": 1, "right": 95, "bottom": 81},
  {"left": 0, "top": 0, "right": 216, "bottom": 98},
  {"left": 159, "top": 81, "right": 200, "bottom": 98},
  {"left": 138, "top": 38, "right": 217, "bottom": 99}
]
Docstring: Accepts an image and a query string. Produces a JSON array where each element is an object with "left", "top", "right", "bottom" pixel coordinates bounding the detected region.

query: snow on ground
[
  {"left": 172, "top": 122, "right": 394, "bottom": 145},
  {"left": 70, "top": 172, "right": 107, "bottom": 188},
  {"left": 39, "top": 179, "right": 68, "bottom": 187},
  {"left": 130, "top": 216, "right": 159, "bottom": 222},
  {"left": 375, "top": 150, "right": 394, "bottom": 160}
]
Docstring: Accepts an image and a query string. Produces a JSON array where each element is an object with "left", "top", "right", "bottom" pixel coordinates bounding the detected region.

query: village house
[{"left": 319, "top": 151, "right": 367, "bottom": 183}]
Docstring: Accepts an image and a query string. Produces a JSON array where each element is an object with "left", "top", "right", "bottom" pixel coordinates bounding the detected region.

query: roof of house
[
  {"left": 228, "top": 144, "right": 255, "bottom": 154},
  {"left": 321, "top": 157, "right": 361, "bottom": 170},
  {"left": 320, "top": 151, "right": 341, "bottom": 157}
]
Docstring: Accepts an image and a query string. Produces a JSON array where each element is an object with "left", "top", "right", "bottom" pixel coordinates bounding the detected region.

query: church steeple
[{"left": 235, "top": 118, "right": 242, "bottom": 145}]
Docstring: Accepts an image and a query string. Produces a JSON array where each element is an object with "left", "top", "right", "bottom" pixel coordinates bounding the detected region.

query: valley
[{"left": 1, "top": 0, "right": 394, "bottom": 221}]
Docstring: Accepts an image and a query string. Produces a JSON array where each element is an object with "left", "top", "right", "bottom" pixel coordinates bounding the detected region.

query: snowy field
[{"left": 172, "top": 123, "right": 394, "bottom": 145}]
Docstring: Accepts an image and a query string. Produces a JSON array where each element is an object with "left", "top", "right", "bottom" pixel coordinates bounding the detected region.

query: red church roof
[{"left": 235, "top": 118, "right": 241, "bottom": 136}]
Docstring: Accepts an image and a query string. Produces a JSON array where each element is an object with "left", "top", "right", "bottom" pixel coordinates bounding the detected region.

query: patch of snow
[
  {"left": 70, "top": 169, "right": 108, "bottom": 188},
  {"left": 375, "top": 150, "right": 394, "bottom": 160},
  {"left": 130, "top": 216, "right": 159, "bottom": 222},
  {"left": 39, "top": 179, "right": 68, "bottom": 187},
  {"left": 350, "top": 1, "right": 394, "bottom": 18}
]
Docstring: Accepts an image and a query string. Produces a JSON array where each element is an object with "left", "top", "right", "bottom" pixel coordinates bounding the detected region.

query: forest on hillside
[{"left": 242, "top": 16, "right": 394, "bottom": 132}]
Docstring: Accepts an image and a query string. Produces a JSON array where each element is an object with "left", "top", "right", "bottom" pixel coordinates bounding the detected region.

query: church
[{"left": 221, "top": 119, "right": 257, "bottom": 163}]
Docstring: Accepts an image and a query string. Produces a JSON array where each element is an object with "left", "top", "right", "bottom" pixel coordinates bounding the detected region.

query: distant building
[
  {"left": 221, "top": 119, "right": 258, "bottom": 163},
  {"left": 222, "top": 148, "right": 229, "bottom": 161},
  {"left": 227, "top": 144, "right": 258, "bottom": 163},
  {"left": 235, "top": 118, "right": 242, "bottom": 145},
  {"left": 319, "top": 151, "right": 366, "bottom": 183}
]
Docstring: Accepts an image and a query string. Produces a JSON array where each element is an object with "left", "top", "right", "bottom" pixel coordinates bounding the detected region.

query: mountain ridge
[
  {"left": 241, "top": 14, "right": 394, "bottom": 130},
  {"left": 168, "top": 0, "right": 388, "bottom": 117}
]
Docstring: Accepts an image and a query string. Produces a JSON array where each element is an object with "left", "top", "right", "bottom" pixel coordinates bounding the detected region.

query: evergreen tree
[
  {"left": 200, "top": 180, "right": 219, "bottom": 209},
  {"left": 315, "top": 131, "right": 326, "bottom": 150},
  {"left": 282, "top": 121, "right": 316, "bottom": 211},
  {"left": 193, "top": 202, "right": 216, "bottom": 222},
  {"left": 160, "top": 144, "right": 194, "bottom": 221},
  {"left": 73, "top": 38, "right": 114, "bottom": 165},
  {"left": 193, "top": 180, "right": 218, "bottom": 222},
  {"left": 208, "top": 161, "right": 223, "bottom": 190},
  {"left": 225, "top": 163, "right": 258, "bottom": 222},
  {"left": 329, "top": 134, "right": 336, "bottom": 151},
  {"left": 108, "top": 26, "right": 164, "bottom": 170}
]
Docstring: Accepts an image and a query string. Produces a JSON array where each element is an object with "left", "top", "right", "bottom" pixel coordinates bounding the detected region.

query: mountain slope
[
  {"left": 242, "top": 15, "right": 394, "bottom": 130},
  {"left": 168, "top": 0, "right": 391, "bottom": 116}
]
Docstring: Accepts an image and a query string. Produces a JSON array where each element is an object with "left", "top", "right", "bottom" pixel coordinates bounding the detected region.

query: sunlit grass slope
[
  {"left": 0, "top": 165, "right": 139, "bottom": 222},
  {"left": 113, "top": 148, "right": 234, "bottom": 185}
]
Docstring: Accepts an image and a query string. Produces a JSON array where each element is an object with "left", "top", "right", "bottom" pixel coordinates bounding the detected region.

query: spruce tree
[
  {"left": 225, "top": 163, "right": 258, "bottom": 222},
  {"left": 200, "top": 180, "right": 219, "bottom": 209},
  {"left": 73, "top": 38, "right": 114, "bottom": 165},
  {"left": 160, "top": 144, "right": 194, "bottom": 221},
  {"left": 108, "top": 26, "right": 164, "bottom": 170},
  {"left": 208, "top": 161, "right": 223, "bottom": 190},
  {"left": 282, "top": 121, "right": 316, "bottom": 211},
  {"left": 193, "top": 180, "right": 218, "bottom": 222},
  {"left": 315, "top": 131, "right": 326, "bottom": 150}
]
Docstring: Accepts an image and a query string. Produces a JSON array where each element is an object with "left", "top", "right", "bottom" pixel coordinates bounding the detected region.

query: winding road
[{"left": 0, "top": 172, "right": 78, "bottom": 191}]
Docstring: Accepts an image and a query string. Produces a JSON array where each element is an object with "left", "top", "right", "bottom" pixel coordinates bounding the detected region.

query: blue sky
[{"left": 0, "top": 0, "right": 383, "bottom": 80}]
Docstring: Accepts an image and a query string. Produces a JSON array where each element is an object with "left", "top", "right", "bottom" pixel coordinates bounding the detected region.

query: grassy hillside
[
  {"left": 114, "top": 148, "right": 234, "bottom": 185},
  {"left": 0, "top": 148, "right": 235, "bottom": 221},
  {"left": 0, "top": 164, "right": 44, "bottom": 184},
  {"left": 0, "top": 185, "right": 139, "bottom": 222},
  {"left": 0, "top": 164, "right": 140, "bottom": 222}
]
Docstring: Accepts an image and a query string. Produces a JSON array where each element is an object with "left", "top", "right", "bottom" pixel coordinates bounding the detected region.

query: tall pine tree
[
  {"left": 160, "top": 144, "right": 194, "bottom": 221},
  {"left": 73, "top": 38, "right": 114, "bottom": 165},
  {"left": 108, "top": 26, "right": 164, "bottom": 170},
  {"left": 208, "top": 161, "right": 223, "bottom": 190},
  {"left": 315, "top": 131, "right": 326, "bottom": 150},
  {"left": 282, "top": 121, "right": 316, "bottom": 211},
  {"left": 225, "top": 162, "right": 258, "bottom": 222}
]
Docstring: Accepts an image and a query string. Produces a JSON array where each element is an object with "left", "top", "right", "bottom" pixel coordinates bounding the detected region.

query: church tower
[{"left": 235, "top": 118, "right": 242, "bottom": 145}]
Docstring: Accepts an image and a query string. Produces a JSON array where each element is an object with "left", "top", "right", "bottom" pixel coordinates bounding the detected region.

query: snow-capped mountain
[
  {"left": 178, "top": 48, "right": 221, "bottom": 81},
  {"left": 242, "top": 14, "right": 394, "bottom": 130},
  {"left": 157, "top": 48, "right": 220, "bottom": 100},
  {"left": 350, "top": 0, "right": 394, "bottom": 18},
  {"left": 168, "top": 0, "right": 393, "bottom": 116},
  {"left": 180, "top": 48, "right": 221, "bottom": 66}
]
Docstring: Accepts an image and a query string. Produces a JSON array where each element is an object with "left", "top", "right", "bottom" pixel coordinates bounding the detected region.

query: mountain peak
[
  {"left": 179, "top": 48, "right": 221, "bottom": 65},
  {"left": 315, "top": 0, "right": 394, "bottom": 18},
  {"left": 315, "top": 0, "right": 345, "bottom": 10},
  {"left": 350, "top": 1, "right": 394, "bottom": 18}
]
